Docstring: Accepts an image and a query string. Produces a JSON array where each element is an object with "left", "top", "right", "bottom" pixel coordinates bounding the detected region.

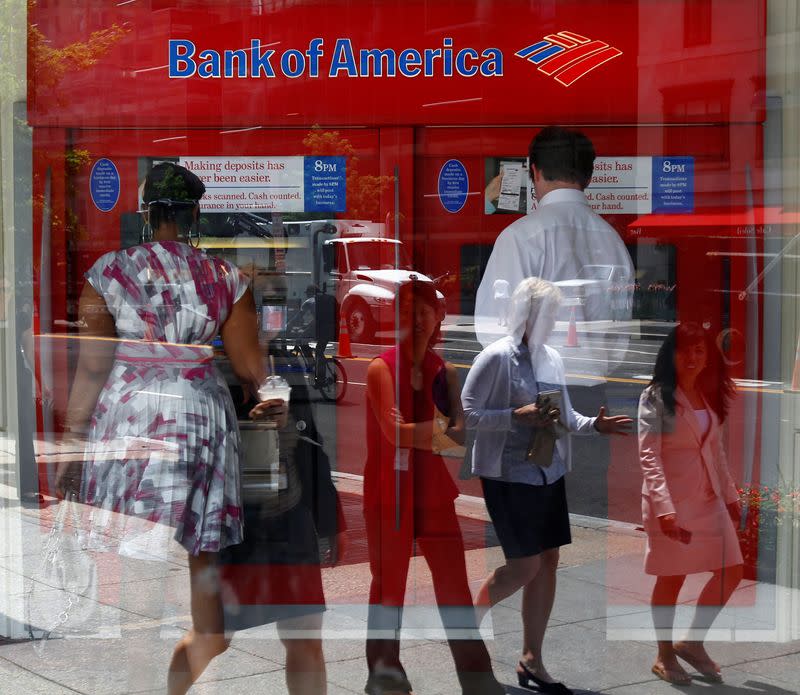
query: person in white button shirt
[
  {"left": 474, "top": 126, "right": 634, "bottom": 381},
  {"left": 475, "top": 127, "right": 636, "bottom": 516}
]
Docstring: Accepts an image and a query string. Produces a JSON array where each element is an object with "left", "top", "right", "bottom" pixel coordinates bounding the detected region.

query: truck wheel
[{"left": 345, "top": 299, "right": 375, "bottom": 343}]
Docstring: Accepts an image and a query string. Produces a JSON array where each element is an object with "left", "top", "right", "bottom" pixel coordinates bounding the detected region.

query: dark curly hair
[
  {"left": 650, "top": 322, "right": 734, "bottom": 422},
  {"left": 143, "top": 163, "right": 206, "bottom": 236}
]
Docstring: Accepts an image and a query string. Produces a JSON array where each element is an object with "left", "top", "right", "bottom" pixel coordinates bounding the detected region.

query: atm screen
[{"left": 262, "top": 305, "right": 287, "bottom": 333}]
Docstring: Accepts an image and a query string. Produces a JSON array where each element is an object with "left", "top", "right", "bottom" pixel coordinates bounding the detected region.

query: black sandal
[{"left": 517, "top": 661, "right": 573, "bottom": 695}]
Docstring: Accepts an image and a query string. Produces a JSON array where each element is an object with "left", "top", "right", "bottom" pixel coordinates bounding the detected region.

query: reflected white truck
[{"left": 323, "top": 237, "right": 442, "bottom": 343}]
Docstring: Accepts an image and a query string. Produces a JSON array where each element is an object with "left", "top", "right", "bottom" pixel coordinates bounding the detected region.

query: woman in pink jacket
[{"left": 639, "top": 323, "right": 743, "bottom": 685}]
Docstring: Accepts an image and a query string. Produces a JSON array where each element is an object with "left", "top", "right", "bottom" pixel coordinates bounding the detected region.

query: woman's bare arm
[
  {"left": 220, "top": 290, "right": 290, "bottom": 425},
  {"left": 64, "top": 283, "right": 117, "bottom": 433},
  {"left": 220, "top": 289, "right": 267, "bottom": 389},
  {"left": 366, "top": 358, "right": 434, "bottom": 450},
  {"left": 444, "top": 362, "right": 465, "bottom": 445}
]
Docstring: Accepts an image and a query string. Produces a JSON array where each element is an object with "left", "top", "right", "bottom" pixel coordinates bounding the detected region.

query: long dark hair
[{"left": 650, "top": 323, "right": 734, "bottom": 422}]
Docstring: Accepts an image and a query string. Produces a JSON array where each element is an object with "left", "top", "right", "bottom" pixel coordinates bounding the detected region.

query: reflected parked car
[{"left": 554, "top": 264, "right": 632, "bottom": 321}]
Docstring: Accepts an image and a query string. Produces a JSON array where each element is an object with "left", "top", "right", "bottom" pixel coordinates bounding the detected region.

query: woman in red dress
[{"left": 363, "top": 280, "right": 503, "bottom": 695}]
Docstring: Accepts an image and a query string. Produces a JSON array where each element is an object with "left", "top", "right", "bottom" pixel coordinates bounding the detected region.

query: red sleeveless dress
[{"left": 363, "top": 346, "right": 492, "bottom": 683}]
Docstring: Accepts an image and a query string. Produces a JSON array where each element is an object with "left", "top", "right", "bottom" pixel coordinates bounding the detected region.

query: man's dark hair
[
  {"left": 528, "top": 126, "right": 595, "bottom": 189},
  {"left": 143, "top": 163, "right": 206, "bottom": 234}
]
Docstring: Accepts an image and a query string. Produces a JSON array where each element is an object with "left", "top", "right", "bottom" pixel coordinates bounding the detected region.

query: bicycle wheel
[{"left": 318, "top": 358, "right": 347, "bottom": 403}]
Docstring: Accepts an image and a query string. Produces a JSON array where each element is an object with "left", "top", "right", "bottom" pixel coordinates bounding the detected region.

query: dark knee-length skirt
[{"left": 481, "top": 476, "right": 572, "bottom": 559}]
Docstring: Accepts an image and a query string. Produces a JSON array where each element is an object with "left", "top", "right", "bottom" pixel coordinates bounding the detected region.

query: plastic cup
[{"left": 257, "top": 375, "right": 291, "bottom": 403}]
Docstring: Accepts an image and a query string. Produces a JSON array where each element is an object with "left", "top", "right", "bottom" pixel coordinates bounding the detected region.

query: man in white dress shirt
[
  {"left": 474, "top": 126, "right": 635, "bottom": 515},
  {"left": 475, "top": 126, "right": 634, "bottom": 383}
]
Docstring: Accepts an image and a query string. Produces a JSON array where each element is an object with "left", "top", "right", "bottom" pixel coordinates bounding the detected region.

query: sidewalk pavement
[{"left": 1, "top": 437, "right": 799, "bottom": 695}]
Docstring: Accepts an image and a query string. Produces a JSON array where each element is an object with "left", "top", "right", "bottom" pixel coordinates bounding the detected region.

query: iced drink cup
[{"left": 257, "top": 375, "right": 291, "bottom": 404}]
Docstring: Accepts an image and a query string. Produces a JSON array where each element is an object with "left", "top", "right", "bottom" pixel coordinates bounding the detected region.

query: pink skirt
[{"left": 644, "top": 494, "right": 743, "bottom": 576}]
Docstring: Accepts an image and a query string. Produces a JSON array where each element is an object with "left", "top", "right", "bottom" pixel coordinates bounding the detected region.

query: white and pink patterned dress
[{"left": 81, "top": 241, "right": 247, "bottom": 556}]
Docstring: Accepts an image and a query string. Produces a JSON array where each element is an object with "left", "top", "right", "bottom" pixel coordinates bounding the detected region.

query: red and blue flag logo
[{"left": 515, "top": 31, "right": 622, "bottom": 87}]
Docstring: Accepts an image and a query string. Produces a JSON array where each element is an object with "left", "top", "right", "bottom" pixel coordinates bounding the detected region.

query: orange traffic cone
[
  {"left": 792, "top": 332, "right": 800, "bottom": 391},
  {"left": 565, "top": 306, "right": 579, "bottom": 348},
  {"left": 337, "top": 313, "right": 353, "bottom": 358}
]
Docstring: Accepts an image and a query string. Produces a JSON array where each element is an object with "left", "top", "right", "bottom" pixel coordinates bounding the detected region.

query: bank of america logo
[{"left": 515, "top": 31, "right": 622, "bottom": 87}]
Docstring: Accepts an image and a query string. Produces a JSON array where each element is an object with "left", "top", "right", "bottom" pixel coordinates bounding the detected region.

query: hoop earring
[
  {"left": 140, "top": 221, "right": 153, "bottom": 244},
  {"left": 188, "top": 223, "right": 200, "bottom": 248}
]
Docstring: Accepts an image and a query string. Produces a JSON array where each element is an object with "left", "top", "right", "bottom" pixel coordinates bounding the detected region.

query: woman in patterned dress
[{"left": 60, "top": 163, "right": 280, "bottom": 694}]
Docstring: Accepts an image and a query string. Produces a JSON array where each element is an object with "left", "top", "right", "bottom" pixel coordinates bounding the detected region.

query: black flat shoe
[
  {"left": 517, "top": 661, "right": 573, "bottom": 695},
  {"left": 365, "top": 669, "right": 413, "bottom": 695}
]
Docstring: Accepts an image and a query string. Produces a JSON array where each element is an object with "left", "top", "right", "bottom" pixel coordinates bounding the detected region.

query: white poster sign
[
  {"left": 585, "top": 157, "right": 652, "bottom": 214},
  {"left": 180, "top": 156, "right": 304, "bottom": 212}
]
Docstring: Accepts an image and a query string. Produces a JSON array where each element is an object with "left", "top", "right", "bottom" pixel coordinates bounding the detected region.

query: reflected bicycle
[{"left": 284, "top": 337, "right": 348, "bottom": 403}]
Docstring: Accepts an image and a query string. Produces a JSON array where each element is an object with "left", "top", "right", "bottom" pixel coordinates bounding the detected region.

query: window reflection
[{"left": 6, "top": 2, "right": 800, "bottom": 693}]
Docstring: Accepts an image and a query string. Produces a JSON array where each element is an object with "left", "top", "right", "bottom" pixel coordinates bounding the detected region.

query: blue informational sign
[
  {"left": 438, "top": 159, "right": 469, "bottom": 213},
  {"left": 89, "top": 158, "right": 121, "bottom": 212},
  {"left": 304, "top": 156, "right": 346, "bottom": 212},
  {"left": 652, "top": 157, "right": 694, "bottom": 213}
]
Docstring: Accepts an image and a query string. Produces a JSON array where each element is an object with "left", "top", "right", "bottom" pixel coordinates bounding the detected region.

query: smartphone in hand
[{"left": 536, "top": 389, "right": 562, "bottom": 424}]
